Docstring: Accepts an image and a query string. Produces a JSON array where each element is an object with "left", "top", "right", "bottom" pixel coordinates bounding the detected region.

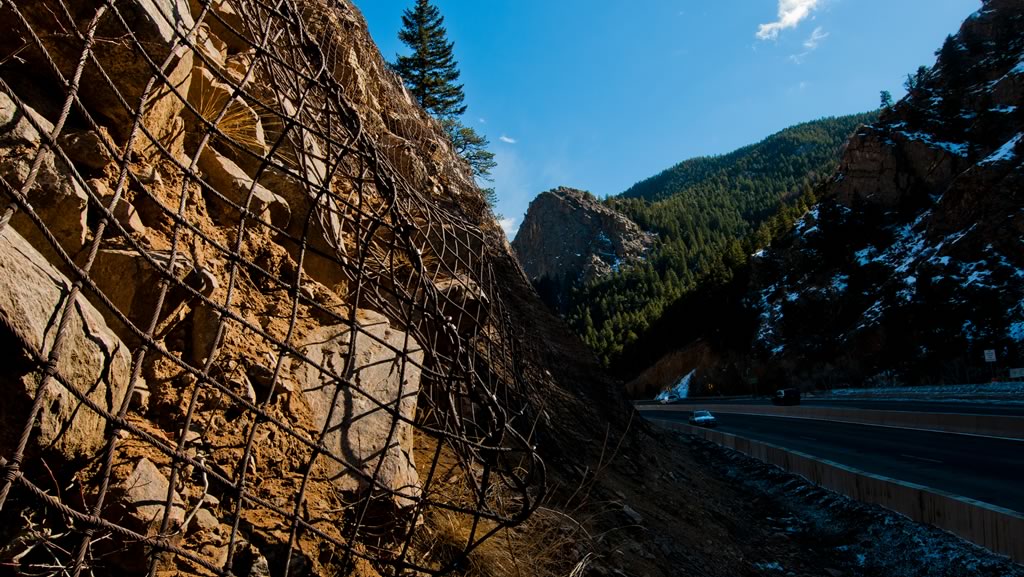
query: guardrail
[
  {"left": 642, "top": 403, "right": 1024, "bottom": 439},
  {"left": 653, "top": 420, "right": 1024, "bottom": 562}
]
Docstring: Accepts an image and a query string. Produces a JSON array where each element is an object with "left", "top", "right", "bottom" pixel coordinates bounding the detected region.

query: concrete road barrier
[
  {"left": 655, "top": 419, "right": 1024, "bottom": 563},
  {"left": 643, "top": 403, "right": 1024, "bottom": 439}
]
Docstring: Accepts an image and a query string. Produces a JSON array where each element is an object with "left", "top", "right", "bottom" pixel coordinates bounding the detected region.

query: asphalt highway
[
  {"left": 643, "top": 409, "right": 1024, "bottom": 514},
  {"left": 634, "top": 397, "right": 1024, "bottom": 417}
]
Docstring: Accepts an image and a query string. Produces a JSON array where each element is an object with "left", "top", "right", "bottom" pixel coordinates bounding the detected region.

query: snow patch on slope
[
  {"left": 794, "top": 207, "right": 820, "bottom": 236},
  {"left": 1010, "top": 321, "right": 1024, "bottom": 342},
  {"left": 979, "top": 132, "right": 1021, "bottom": 165},
  {"left": 655, "top": 370, "right": 694, "bottom": 401},
  {"left": 755, "top": 283, "right": 785, "bottom": 354},
  {"left": 898, "top": 130, "right": 969, "bottom": 157},
  {"left": 831, "top": 273, "right": 849, "bottom": 293}
]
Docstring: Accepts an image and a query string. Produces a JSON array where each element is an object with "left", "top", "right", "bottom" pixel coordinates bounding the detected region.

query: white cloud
[
  {"left": 757, "top": 0, "right": 820, "bottom": 40},
  {"left": 499, "top": 135, "right": 517, "bottom": 144},
  {"left": 498, "top": 217, "right": 517, "bottom": 238},
  {"left": 788, "top": 26, "right": 828, "bottom": 63},
  {"left": 478, "top": 117, "right": 486, "bottom": 124},
  {"left": 786, "top": 80, "right": 809, "bottom": 93},
  {"left": 803, "top": 26, "right": 829, "bottom": 49}
]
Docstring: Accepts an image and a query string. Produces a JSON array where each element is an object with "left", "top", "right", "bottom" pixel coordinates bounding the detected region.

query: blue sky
[{"left": 356, "top": 0, "right": 981, "bottom": 236}]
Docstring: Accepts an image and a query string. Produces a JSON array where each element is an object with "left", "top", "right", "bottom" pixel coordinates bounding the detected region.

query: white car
[{"left": 688, "top": 410, "right": 717, "bottom": 427}]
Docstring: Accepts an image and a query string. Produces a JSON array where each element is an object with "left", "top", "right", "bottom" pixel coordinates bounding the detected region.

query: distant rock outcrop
[{"left": 512, "top": 187, "right": 651, "bottom": 311}]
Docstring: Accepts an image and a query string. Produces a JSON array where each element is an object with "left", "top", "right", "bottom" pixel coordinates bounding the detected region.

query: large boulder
[
  {"left": 294, "top": 309, "right": 423, "bottom": 509},
  {"left": 197, "top": 147, "right": 290, "bottom": 228},
  {"left": 118, "top": 457, "right": 186, "bottom": 531},
  {"left": 187, "top": 0, "right": 253, "bottom": 54},
  {"left": 257, "top": 95, "right": 350, "bottom": 294},
  {"left": 833, "top": 126, "right": 967, "bottom": 208},
  {"left": 0, "top": 226, "right": 132, "bottom": 461},
  {"left": 0, "top": 90, "right": 89, "bottom": 262},
  {"left": 260, "top": 167, "right": 348, "bottom": 295},
  {"left": 103, "top": 457, "right": 187, "bottom": 573},
  {"left": 434, "top": 274, "right": 489, "bottom": 338},
  {"left": 89, "top": 179, "right": 147, "bottom": 237},
  {"left": 413, "top": 274, "right": 491, "bottom": 358},
  {"left": 58, "top": 127, "right": 116, "bottom": 173},
  {"left": 87, "top": 248, "right": 198, "bottom": 344}
]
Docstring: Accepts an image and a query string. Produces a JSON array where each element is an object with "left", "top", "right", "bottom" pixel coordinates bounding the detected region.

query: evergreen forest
[{"left": 568, "top": 112, "right": 878, "bottom": 365}]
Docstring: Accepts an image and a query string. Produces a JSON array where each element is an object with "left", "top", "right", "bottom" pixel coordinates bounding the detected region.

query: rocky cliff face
[
  {"left": 512, "top": 187, "right": 651, "bottom": 311},
  {"left": 650, "top": 0, "right": 1024, "bottom": 395},
  {"left": 0, "top": 1, "right": 570, "bottom": 576}
]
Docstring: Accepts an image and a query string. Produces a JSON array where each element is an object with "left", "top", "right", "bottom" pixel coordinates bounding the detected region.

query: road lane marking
[
  {"left": 900, "top": 453, "right": 944, "bottom": 464},
  {"left": 637, "top": 409, "right": 1024, "bottom": 443}
]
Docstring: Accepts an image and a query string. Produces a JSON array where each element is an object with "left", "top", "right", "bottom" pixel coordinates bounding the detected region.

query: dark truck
[{"left": 771, "top": 388, "right": 801, "bottom": 406}]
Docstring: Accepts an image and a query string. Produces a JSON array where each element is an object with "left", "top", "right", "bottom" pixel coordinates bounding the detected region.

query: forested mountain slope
[
  {"left": 567, "top": 113, "right": 876, "bottom": 364},
  {"left": 620, "top": 113, "right": 877, "bottom": 203}
]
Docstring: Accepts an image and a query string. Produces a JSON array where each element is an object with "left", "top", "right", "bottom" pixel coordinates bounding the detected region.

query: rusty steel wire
[{"left": 0, "top": 0, "right": 544, "bottom": 575}]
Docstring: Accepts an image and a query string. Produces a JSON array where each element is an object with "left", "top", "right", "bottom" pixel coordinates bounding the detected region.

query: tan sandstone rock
[
  {"left": 2, "top": 0, "right": 194, "bottom": 153},
  {"left": 0, "top": 90, "right": 90, "bottom": 262},
  {"left": 198, "top": 147, "right": 290, "bottom": 228},
  {"left": 89, "top": 179, "right": 147, "bottom": 236},
  {"left": 434, "top": 274, "right": 490, "bottom": 338},
  {"left": 0, "top": 225, "right": 132, "bottom": 461},
  {"left": 188, "top": 0, "right": 252, "bottom": 54},
  {"left": 260, "top": 168, "right": 349, "bottom": 294},
  {"left": 58, "top": 127, "right": 116, "bottom": 173},
  {"left": 87, "top": 248, "right": 196, "bottom": 344},
  {"left": 106, "top": 457, "right": 187, "bottom": 572},
  {"left": 294, "top": 309, "right": 423, "bottom": 509},
  {"left": 120, "top": 457, "right": 187, "bottom": 530}
]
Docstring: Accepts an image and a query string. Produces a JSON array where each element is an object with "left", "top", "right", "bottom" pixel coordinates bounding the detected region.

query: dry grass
[
  {"left": 416, "top": 506, "right": 596, "bottom": 577},
  {"left": 410, "top": 415, "right": 635, "bottom": 577},
  {"left": 193, "top": 67, "right": 269, "bottom": 156}
]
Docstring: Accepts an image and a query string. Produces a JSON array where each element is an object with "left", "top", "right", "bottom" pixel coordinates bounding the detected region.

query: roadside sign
[
  {"left": 984, "top": 349, "right": 997, "bottom": 363},
  {"left": 1010, "top": 368, "right": 1024, "bottom": 379}
]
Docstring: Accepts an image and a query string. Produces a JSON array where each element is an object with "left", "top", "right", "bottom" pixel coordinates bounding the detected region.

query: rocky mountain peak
[
  {"left": 633, "top": 0, "right": 1024, "bottom": 395},
  {"left": 512, "top": 186, "right": 651, "bottom": 310},
  {"left": 832, "top": 3, "right": 1023, "bottom": 213}
]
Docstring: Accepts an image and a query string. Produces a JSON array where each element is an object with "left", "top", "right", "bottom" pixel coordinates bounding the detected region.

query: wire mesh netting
[{"left": 0, "top": 0, "right": 543, "bottom": 575}]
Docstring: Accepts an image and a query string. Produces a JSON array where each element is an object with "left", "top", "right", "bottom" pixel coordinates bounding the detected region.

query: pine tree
[
  {"left": 879, "top": 90, "right": 893, "bottom": 109},
  {"left": 904, "top": 65, "right": 931, "bottom": 94},
  {"left": 394, "top": 0, "right": 466, "bottom": 118},
  {"left": 441, "top": 117, "right": 497, "bottom": 190},
  {"left": 394, "top": 0, "right": 497, "bottom": 203}
]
